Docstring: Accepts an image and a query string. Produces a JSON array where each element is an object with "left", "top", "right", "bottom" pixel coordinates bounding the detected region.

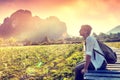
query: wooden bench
[
  {"left": 84, "top": 48, "right": 120, "bottom": 80},
  {"left": 84, "top": 70, "right": 120, "bottom": 80}
]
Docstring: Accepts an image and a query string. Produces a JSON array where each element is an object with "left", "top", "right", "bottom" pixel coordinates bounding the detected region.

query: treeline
[
  {"left": 0, "top": 37, "right": 18, "bottom": 46},
  {"left": 0, "top": 32, "right": 120, "bottom": 46},
  {"left": 0, "top": 36, "right": 82, "bottom": 46},
  {"left": 93, "top": 32, "right": 120, "bottom": 42}
]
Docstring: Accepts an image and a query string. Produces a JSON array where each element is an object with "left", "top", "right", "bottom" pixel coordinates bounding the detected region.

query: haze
[{"left": 0, "top": 0, "right": 120, "bottom": 36}]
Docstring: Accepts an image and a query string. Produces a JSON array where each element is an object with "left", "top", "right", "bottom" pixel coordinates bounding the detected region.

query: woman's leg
[
  {"left": 74, "top": 62, "right": 84, "bottom": 80},
  {"left": 74, "top": 62, "right": 95, "bottom": 80}
]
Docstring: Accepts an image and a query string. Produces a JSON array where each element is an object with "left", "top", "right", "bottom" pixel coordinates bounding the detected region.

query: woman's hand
[{"left": 81, "top": 68, "right": 88, "bottom": 74}]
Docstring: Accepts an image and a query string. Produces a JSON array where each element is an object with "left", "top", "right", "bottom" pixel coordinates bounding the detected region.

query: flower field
[{"left": 0, "top": 44, "right": 83, "bottom": 80}]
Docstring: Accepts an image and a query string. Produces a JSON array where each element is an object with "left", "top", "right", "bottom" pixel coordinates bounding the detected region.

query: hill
[
  {"left": 107, "top": 25, "right": 120, "bottom": 34},
  {"left": 0, "top": 9, "right": 69, "bottom": 42}
]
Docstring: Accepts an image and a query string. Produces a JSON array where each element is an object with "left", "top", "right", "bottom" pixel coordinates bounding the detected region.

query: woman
[{"left": 75, "top": 25, "right": 107, "bottom": 80}]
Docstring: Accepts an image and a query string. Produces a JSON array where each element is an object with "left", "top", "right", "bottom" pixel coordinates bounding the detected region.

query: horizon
[{"left": 0, "top": 0, "right": 120, "bottom": 37}]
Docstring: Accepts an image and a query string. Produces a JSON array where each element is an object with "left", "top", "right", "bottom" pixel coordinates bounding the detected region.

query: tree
[
  {"left": 98, "top": 33, "right": 108, "bottom": 41},
  {"left": 6, "top": 37, "right": 17, "bottom": 45},
  {"left": 92, "top": 32, "right": 98, "bottom": 38}
]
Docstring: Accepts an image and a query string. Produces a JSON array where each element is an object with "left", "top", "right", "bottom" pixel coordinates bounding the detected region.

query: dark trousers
[{"left": 74, "top": 61, "right": 107, "bottom": 80}]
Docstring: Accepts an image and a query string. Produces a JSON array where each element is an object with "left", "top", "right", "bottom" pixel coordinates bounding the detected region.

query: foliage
[
  {"left": 0, "top": 44, "right": 83, "bottom": 80},
  {"left": 0, "top": 37, "right": 18, "bottom": 46}
]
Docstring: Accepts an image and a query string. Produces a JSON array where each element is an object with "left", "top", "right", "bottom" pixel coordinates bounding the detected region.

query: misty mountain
[
  {"left": 107, "top": 25, "right": 120, "bottom": 34},
  {"left": 0, "top": 9, "right": 69, "bottom": 41}
]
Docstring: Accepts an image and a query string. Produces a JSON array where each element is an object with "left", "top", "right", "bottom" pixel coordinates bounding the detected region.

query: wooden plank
[
  {"left": 107, "top": 65, "right": 120, "bottom": 67},
  {"left": 84, "top": 76, "right": 120, "bottom": 80},
  {"left": 85, "top": 73, "right": 120, "bottom": 77},
  {"left": 107, "top": 67, "right": 120, "bottom": 69},
  {"left": 107, "top": 68, "right": 120, "bottom": 70},
  {"left": 107, "top": 65, "right": 120, "bottom": 68},
  {"left": 84, "top": 74, "right": 120, "bottom": 80},
  {"left": 108, "top": 63, "right": 120, "bottom": 65},
  {"left": 87, "top": 70, "right": 120, "bottom": 73},
  {"left": 113, "top": 62, "right": 120, "bottom": 63},
  {"left": 107, "top": 63, "right": 120, "bottom": 66},
  {"left": 117, "top": 58, "right": 120, "bottom": 61},
  {"left": 84, "top": 70, "right": 120, "bottom": 80}
]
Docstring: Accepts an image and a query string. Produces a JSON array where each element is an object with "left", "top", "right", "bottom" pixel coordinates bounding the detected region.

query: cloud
[{"left": 0, "top": 0, "right": 77, "bottom": 6}]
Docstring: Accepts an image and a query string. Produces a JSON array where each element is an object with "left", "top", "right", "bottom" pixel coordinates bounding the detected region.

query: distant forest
[
  {"left": 0, "top": 32, "right": 120, "bottom": 47},
  {"left": 93, "top": 32, "right": 120, "bottom": 42}
]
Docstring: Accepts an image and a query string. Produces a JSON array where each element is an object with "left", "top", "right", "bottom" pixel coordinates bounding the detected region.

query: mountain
[
  {"left": 0, "top": 9, "right": 69, "bottom": 41},
  {"left": 107, "top": 25, "right": 120, "bottom": 34}
]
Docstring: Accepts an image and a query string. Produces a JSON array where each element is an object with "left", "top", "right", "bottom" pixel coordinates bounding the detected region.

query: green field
[{"left": 0, "top": 44, "right": 83, "bottom": 80}]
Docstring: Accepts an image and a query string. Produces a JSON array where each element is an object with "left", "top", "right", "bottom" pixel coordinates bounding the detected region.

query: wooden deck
[{"left": 84, "top": 47, "right": 120, "bottom": 80}]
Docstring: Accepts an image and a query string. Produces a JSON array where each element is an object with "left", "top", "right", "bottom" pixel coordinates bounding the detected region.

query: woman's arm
[{"left": 81, "top": 55, "right": 91, "bottom": 73}]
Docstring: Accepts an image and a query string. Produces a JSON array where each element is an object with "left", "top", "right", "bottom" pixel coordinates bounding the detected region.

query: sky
[{"left": 0, "top": 0, "right": 120, "bottom": 36}]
